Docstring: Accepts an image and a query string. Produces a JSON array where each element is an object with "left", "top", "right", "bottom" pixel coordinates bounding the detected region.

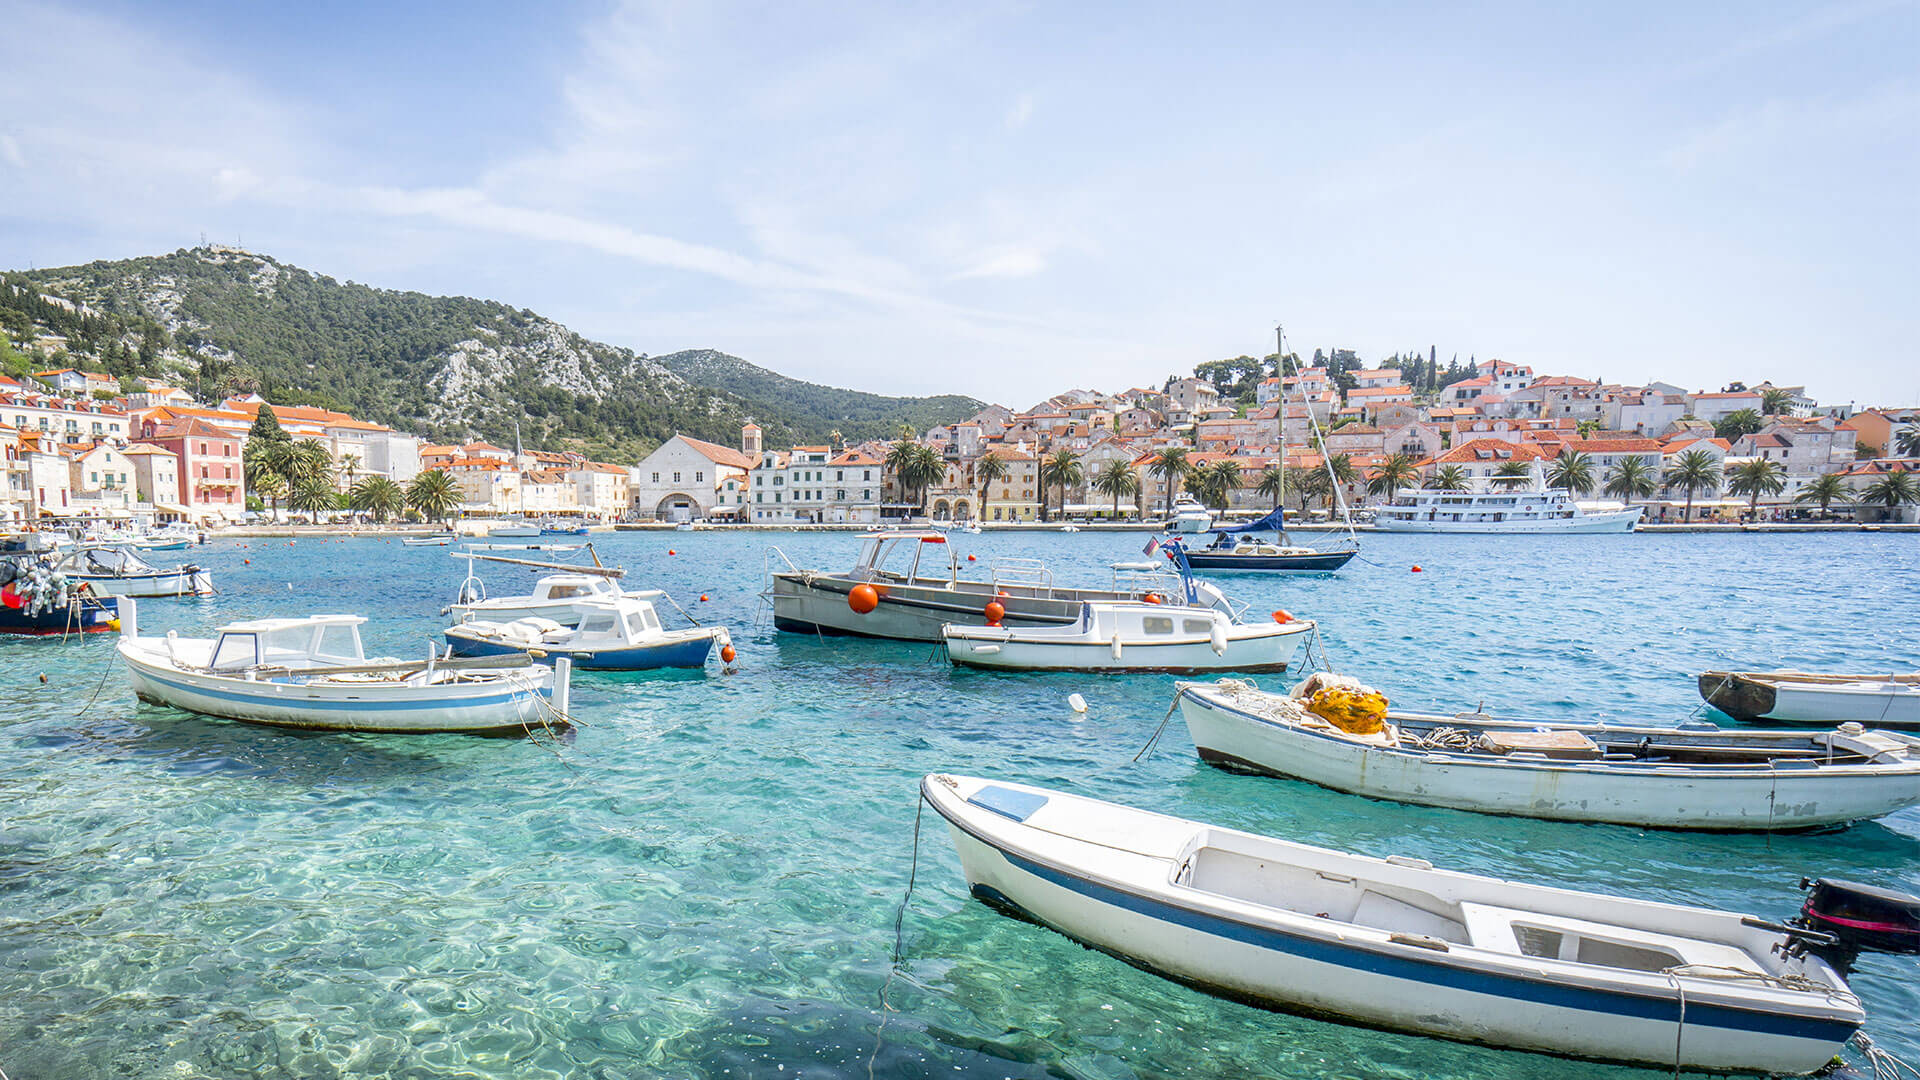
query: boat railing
[{"left": 991, "top": 558, "right": 1054, "bottom": 592}]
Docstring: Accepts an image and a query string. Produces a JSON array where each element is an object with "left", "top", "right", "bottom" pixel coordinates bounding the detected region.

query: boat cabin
[
  {"left": 527, "top": 574, "right": 624, "bottom": 602},
  {"left": 850, "top": 531, "right": 954, "bottom": 584},
  {"left": 571, "top": 598, "right": 664, "bottom": 642},
  {"left": 1075, "top": 601, "right": 1228, "bottom": 640},
  {"left": 207, "top": 615, "right": 368, "bottom": 672}
]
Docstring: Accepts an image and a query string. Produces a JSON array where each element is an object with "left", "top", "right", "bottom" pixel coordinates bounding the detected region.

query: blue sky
[{"left": 2, "top": 0, "right": 1915, "bottom": 409}]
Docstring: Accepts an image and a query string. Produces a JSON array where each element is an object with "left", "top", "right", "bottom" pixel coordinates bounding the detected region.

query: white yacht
[
  {"left": 1374, "top": 485, "right": 1642, "bottom": 534},
  {"left": 1168, "top": 497, "right": 1213, "bottom": 534}
]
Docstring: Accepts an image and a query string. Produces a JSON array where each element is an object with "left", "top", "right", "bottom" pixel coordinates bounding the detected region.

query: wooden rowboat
[{"left": 1700, "top": 669, "right": 1920, "bottom": 730}]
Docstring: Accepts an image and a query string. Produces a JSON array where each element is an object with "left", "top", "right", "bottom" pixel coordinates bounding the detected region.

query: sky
[{"left": 1, "top": 0, "right": 1915, "bottom": 410}]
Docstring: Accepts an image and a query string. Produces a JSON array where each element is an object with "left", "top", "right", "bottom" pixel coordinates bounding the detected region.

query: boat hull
[
  {"left": 71, "top": 569, "right": 213, "bottom": 598},
  {"left": 925, "top": 776, "right": 1858, "bottom": 1074},
  {"left": 1700, "top": 671, "right": 1920, "bottom": 730},
  {"left": 1374, "top": 508, "right": 1641, "bottom": 534},
  {"left": 1182, "top": 549, "right": 1357, "bottom": 572},
  {"left": 443, "top": 629, "right": 717, "bottom": 670},
  {"left": 0, "top": 596, "right": 120, "bottom": 636},
  {"left": 770, "top": 572, "right": 1140, "bottom": 643},
  {"left": 119, "top": 645, "right": 554, "bottom": 733},
  {"left": 946, "top": 623, "right": 1307, "bottom": 674},
  {"left": 1178, "top": 684, "right": 1920, "bottom": 830}
]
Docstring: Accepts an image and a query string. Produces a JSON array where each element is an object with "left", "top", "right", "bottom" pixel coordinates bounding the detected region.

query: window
[
  {"left": 1182, "top": 619, "right": 1214, "bottom": 634},
  {"left": 695, "top": 471, "right": 703, "bottom": 482},
  {"left": 1143, "top": 617, "right": 1174, "bottom": 635},
  {"left": 652, "top": 472, "right": 660, "bottom": 483},
  {"left": 864, "top": 470, "right": 872, "bottom": 480},
  {"left": 673, "top": 472, "right": 681, "bottom": 483}
]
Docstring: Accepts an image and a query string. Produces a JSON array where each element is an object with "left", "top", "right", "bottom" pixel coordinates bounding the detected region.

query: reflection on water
[{"left": 1, "top": 529, "right": 1916, "bottom": 1078}]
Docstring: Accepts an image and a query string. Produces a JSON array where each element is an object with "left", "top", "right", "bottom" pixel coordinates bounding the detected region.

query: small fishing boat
[
  {"left": 923, "top": 773, "right": 1879, "bottom": 1073},
  {"left": 445, "top": 595, "right": 731, "bottom": 670},
  {"left": 402, "top": 535, "right": 456, "bottom": 547},
  {"left": 1, "top": 547, "right": 121, "bottom": 635},
  {"left": 540, "top": 518, "right": 590, "bottom": 536},
  {"left": 1700, "top": 670, "right": 1920, "bottom": 730},
  {"left": 1171, "top": 508, "right": 1358, "bottom": 573},
  {"left": 488, "top": 521, "right": 541, "bottom": 538},
  {"left": 944, "top": 602, "right": 1310, "bottom": 673},
  {"left": 767, "top": 532, "right": 1226, "bottom": 642},
  {"left": 1175, "top": 679, "right": 1920, "bottom": 830},
  {"left": 115, "top": 601, "right": 567, "bottom": 734},
  {"left": 450, "top": 572, "right": 660, "bottom": 626},
  {"left": 54, "top": 545, "right": 213, "bottom": 598}
]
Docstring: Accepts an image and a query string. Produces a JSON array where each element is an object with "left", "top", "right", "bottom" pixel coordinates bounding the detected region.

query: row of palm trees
[{"left": 245, "top": 436, "right": 464, "bottom": 524}]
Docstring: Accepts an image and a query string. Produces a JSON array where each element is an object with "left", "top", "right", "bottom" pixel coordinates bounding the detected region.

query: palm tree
[
  {"left": 339, "top": 453, "right": 361, "bottom": 490},
  {"left": 975, "top": 452, "right": 1010, "bottom": 523},
  {"left": 1759, "top": 387, "right": 1796, "bottom": 416},
  {"left": 1726, "top": 458, "right": 1786, "bottom": 515},
  {"left": 1254, "top": 463, "right": 1287, "bottom": 506},
  {"left": 1862, "top": 468, "right": 1918, "bottom": 519},
  {"left": 1546, "top": 450, "right": 1596, "bottom": 496},
  {"left": 1713, "top": 408, "right": 1764, "bottom": 441},
  {"left": 1602, "top": 457, "right": 1658, "bottom": 505},
  {"left": 1326, "top": 452, "right": 1357, "bottom": 489},
  {"left": 1092, "top": 459, "right": 1139, "bottom": 519},
  {"left": 1367, "top": 453, "right": 1421, "bottom": 500},
  {"left": 1663, "top": 449, "right": 1723, "bottom": 523},
  {"left": 348, "top": 475, "right": 405, "bottom": 523},
  {"left": 910, "top": 444, "right": 944, "bottom": 517},
  {"left": 245, "top": 438, "right": 295, "bottom": 489},
  {"left": 406, "top": 469, "right": 463, "bottom": 526},
  {"left": 288, "top": 476, "right": 337, "bottom": 518},
  {"left": 1792, "top": 473, "right": 1850, "bottom": 517},
  {"left": 1296, "top": 469, "right": 1330, "bottom": 514},
  {"left": 251, "top": 471, "right": 287, "bottom": 522},
  {"left": 1040, "top": 448, "right": 1083, "bottom": 522},
  {"left": 287, "top": 440, "right": 334, "bottom": 488},
  {"left": 1198, "top": 459, "right": 1242, "bottom": 511},
  {"left": 1425, "top": 465, "right": 1470, "bottom": 492},
  {"left": 1149, "top": 447, "right": 1191, "bottom": 518},
  {"left": 886, "top": 440, "right": 943, "bottom": 518},
  {"left": 1490, "top": 461, "right": 1534, "bottom": 490},
  {"left": 1897, "top": 423, "right": 1920, "bottom": 458}
]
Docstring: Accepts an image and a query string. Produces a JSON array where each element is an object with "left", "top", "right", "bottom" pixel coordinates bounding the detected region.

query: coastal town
[{"left": 4, "top": 351, "right": 1917, "bottom": 529}]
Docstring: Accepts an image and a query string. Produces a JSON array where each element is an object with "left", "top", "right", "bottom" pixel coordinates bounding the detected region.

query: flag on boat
[{"left": 1142, "top": 536, "right": 1160, "bottom": 557}]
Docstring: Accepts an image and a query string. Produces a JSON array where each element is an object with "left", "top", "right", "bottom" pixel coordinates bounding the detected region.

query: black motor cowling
[{"left": 1793, "top": 877, "right": 1920, "bottom": 971}]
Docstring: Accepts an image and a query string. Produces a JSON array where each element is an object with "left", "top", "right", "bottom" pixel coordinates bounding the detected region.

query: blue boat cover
[
  {"left": 967, "top": 785, "right": 1050, "bottom": 823},
  {"left": 1209, "top": 507, "right": 1286, "bottom": 534}
]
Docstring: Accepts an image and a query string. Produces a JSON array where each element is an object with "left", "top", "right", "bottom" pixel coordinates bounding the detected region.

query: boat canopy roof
[
  {"left": 856, "top": 530, "right": 946, "bottom": 542},
  {"left": 1208, "top": 507, "right": 1286, "bottom": 535},
  {"left": 217, "top": 614, "right": 367, "bottom": 633}
]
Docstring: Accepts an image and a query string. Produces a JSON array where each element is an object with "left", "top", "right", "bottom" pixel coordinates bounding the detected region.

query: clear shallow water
[{"left": 2, "top": 529, "right": 1917, "bottom": 1079}]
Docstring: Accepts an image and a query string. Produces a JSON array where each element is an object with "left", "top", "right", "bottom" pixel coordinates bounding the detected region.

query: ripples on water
[{"left": 2, "top": 530, "right": 1916, "bottom": 1078}]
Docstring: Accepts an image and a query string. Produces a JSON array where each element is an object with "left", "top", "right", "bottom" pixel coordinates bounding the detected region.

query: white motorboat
[
  {"left": 115, "top": 601, "right": 567, "bottom": 734},
  {"left": 767, "top": 532, "right": 1217, "bottom": 642},
  {"left": 1373, "top": 486, "right": 1642, "bottom": 534},
  {"left": 402, "top": 535, "right": 455, "bottom": 547},
  {"left": 944, "top": 602, "right": 1310, "bottom": 673},
  {"left": 1701, "top": 670, "right": 1920, "bottom": 730},
  {"left": 488, "top": 521, "right": 542, "bottom": 538},
  {"left": 448, "top": 571, "right": 662, "bottom": 627},
  {"left": 1168, "top": 497, "right": 1213, "bottom": 534},
  {"left": 55, "top": 545, "right": 213, "bottom": 598},
  {"left": 922, "top": 773, "right": 1870, "bottom": 1074},
  {"left": 1175, "top": 679, "right": 1920, "bottom": 830},
  {"left": 445, "top": 596, "right": 732, "bottom": 670}
]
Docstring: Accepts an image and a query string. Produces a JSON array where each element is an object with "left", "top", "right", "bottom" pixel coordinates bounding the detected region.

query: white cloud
[
  {"left": 1006, "top": 94, "right": 1034, "bottom": 130},
  {"left": 953, "top": 249, "right": 1047, "bottom": 280}
]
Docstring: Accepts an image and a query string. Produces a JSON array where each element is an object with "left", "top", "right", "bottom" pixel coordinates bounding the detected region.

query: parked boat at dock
[
  {"left": 944, "top": 601, "right": 1310, "bottom": 673},
  {"left": 401, "top": 534, "right": 455, "bottom": 547},
  {"left": 1700, "top": 669, "right": 1920, "bottom": 730},
  {"left": 116, "top": 601, "right": 566, "bottom": 734},
  {"left": 445, "top": 595, "right": 731, "bottom": 670},
  {"left": 767, "top": 531, "right": 1221, "bottom": 642},
  {"left": 1167, "top": 497, "right": 1213, "bottom": 533},
  {"left": 1169, "top": 508, "right": 1357, "bottom": 573},
  {"left": 1175, "top": 679, "right": 1920, "bottom": 830},
  {"left": 1, "top": 544, "right": 121, "bottom": 636},
  {"left": 1374, "top": 486, "right": 1642, "bottom": 534},
  {"left": 54, "top": 545, "right": 212, "bottom": 598},
  {"left": 923, "top": 773, "right": 1871, "bottom": 1074}
]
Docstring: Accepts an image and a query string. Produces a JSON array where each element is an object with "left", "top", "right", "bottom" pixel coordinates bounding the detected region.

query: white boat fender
[
  {"left": 1209, "top": 620, "right": 1228, "bottom": 657},
  {"left": 1067, "top": 693, "right": 1088, "bottom": 714},
  {"left": 972, "top": 643, "right": 1003, "bottom": 655},
  {"left": 1110, "top": 633, "right": 1123, "bottom": 662}
]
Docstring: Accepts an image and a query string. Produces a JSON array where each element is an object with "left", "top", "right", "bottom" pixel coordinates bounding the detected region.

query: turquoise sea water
[{"left": 3, "top": 530, "right": 1918, "bottom": 1079}]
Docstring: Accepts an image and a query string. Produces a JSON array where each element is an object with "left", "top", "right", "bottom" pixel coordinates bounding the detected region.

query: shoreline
[{"left": 203, "top": 520, "right": 1920, "bottom": 538}]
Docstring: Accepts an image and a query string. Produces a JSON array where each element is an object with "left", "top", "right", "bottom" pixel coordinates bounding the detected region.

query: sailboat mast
[{"left": 1275, "top": 324, "right": 1286, "bottom": 506}]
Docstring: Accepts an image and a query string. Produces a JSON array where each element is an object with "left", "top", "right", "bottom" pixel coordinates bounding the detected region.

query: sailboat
[{"left": 1175, "top": 324, "right": 1360, "bottom": 573}]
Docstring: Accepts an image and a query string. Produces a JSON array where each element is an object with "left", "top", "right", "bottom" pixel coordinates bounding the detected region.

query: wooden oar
[{"left": 453, "top": 551, "right": 625, "bottom": 577}]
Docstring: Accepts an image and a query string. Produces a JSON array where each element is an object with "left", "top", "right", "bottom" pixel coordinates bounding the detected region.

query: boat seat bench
[{"left": 1459, "top": 902, "right": 1756, "bottom": 973}]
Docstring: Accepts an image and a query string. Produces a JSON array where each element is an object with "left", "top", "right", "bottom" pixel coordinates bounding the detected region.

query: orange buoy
[
  {"left": 848, "top": 583, "right": 880, "bottom": 614},
  {"left": 243, "top": 559, "right": 251, "bottom": 564},
  {"left": 720, "top": 645, "right": 736, "bottom": 663},
  {"left": 699, "top": 594, "right": 710, "bottom": 602},
  {"left": 1272, "top": 610, "right": 1294, "bottom": 624},
  {"left": 984, "top": 601, "right": 1005, "bottom": 626},
  {"left": 1143, "top": 593, "right": 1162, "bottom": 604},
  {"left": 668, "top": 549, "right": 676, "bottom": 556},
  {"left": 1411, "top": 565, "right": 1424, "bottom": 573},
  {"left": 966, "top": 554, "right": 977, "bottom": 561}
]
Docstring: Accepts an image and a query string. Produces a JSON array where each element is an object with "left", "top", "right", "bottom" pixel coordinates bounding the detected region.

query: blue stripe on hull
[
  {"left": 1183, "top": 551, "right": 1356, "bottom": 572},
  {"left": 935, "top": 803, "right": 1858, "bottom": 1049},
  {"left": 132, "top": 664, "right": 545, "bottom": 711},
  {"left": 443, "top": 633, "right": 712, "bottom": 670}
]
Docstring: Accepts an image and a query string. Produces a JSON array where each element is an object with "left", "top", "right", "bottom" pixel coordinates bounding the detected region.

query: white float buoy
[{"left": 1067, "top": 693, "right": 1088, "bottom": 713}]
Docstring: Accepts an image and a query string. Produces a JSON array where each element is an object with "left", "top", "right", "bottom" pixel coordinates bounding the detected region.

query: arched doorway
[
  {"left": 931, "top": 499, "right": 951, "bottom": 521},
  {"left": 656, "top": 493, "right": 699, "bottom": 522},
  {"left": 952, "top": 499, "right": 972, "bottom": 521}
]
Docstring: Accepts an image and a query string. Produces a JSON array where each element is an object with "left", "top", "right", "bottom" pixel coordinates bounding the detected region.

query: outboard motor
[{"left": 1791, "top": 877, "right": 1920, "bottom": 974}]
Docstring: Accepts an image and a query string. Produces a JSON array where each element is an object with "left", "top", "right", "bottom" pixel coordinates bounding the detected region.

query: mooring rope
[{"left": 869, "top": 794, "right": 926, "bottom": 1080}]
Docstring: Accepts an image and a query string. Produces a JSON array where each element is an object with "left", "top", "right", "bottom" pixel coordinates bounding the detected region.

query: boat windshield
[{"left": 577, "top": 609, "right": 621, "bottom": 635}]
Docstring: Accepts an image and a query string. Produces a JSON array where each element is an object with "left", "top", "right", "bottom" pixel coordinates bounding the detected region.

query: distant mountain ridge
[{"left": 2, "top": 247, "right": 982, "bottom": 460}]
